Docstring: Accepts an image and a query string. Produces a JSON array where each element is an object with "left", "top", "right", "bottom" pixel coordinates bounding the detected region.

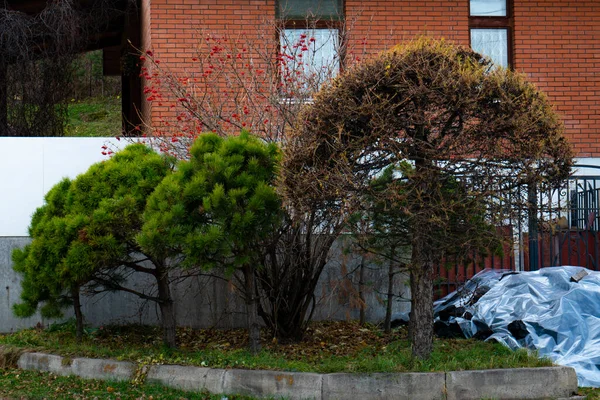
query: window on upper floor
[
  {"left": 470, "top": 0, "right": 507, "bottom": 16},
  {"left": 279, "top": 27, "right": 339, "bottom": 93},
  {"left": 276, "top": 1, "right": 343, "bottom": 96},
  {"left": 469, "top": 0, "right": 512, "bottom": 69},
  {"left": 276, "top": 0, "right": 343, "bottom": 20}
]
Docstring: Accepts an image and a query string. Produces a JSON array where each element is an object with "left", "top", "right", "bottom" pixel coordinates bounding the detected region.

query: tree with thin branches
[
  {"left": 282, "top": 38, "right": 573, "bottom": 359},
  {"left": 139, "top": 16, "right": 362, "bottom": 342}
]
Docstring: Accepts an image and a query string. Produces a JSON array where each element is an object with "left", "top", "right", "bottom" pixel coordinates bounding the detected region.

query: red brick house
[
  {"left": 139, "top": 0, "right": 599, "bottom": 157},
  {"left": 138, "top": 0, "right": 600, "bottom": 278},
  {"left": 5, "top": 0, "right": 598, "bottom": 155},
  {"left": 4, "top": 0, "right": 599, "bottom": 275}
]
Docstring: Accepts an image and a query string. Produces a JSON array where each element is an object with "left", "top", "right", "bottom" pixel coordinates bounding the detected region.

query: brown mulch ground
[{"left": 93, "top": 321, "right": 407, "bottom": 359}]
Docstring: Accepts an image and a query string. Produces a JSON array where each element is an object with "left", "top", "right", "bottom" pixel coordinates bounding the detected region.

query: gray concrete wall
[
  {"left": 1, "top": 236, "right": 410, "bottom": 332},
  {"left": 311, "top": 236, "right": 411, "bottom": 323},
  {"left": 0, "top": 237, "right": 59, "bottom": 332}
]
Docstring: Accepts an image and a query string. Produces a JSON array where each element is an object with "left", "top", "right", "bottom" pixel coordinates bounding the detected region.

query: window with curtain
[
  {"left": 470, "top": 0, "right": 506, "bottom": 16},
  {"left": 279, "top": 28, "right": 339, "bottom": 93},
  {"left": 277, "top": 0, "right": 343, "bottom": 94},
  {"left": 469, "top": 0, "right": 512, "bottom": 68}
]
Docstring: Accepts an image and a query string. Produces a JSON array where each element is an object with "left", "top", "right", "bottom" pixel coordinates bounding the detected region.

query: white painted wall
[{"left": 0, "top": 138, "right": 121, "bottom": 236}]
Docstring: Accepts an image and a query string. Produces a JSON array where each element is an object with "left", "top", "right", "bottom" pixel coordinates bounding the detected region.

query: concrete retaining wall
[
  {"left": 0, "top": 236, "right": 410, "bottom": 332},
  {"left": 13, "top": 351, "right": 579, "bottom": 400},
  {"left": 0, "top": 237, "right": 51, "bottom": 333}
]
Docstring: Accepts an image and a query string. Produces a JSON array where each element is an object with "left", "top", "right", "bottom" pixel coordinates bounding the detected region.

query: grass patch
[
  {"left": 580, "top": 387, "right": 600, "bottom": 399},
  {"left": 0, "top": 345, "right": 24, "bottom": 369},
  {"left": 0, "top": 369, "right": 262, "bottom": 400},
  {"left": 65, "top": 96, "right": 121, "bottom": 137},
  {"left": 0, "top": 321, "right": 552, "bottom": 374}
]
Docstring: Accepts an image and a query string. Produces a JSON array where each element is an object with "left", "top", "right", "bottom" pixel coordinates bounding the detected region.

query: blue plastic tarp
[{"left": 434, "top": 266, "right": 600, "bottom": 387}]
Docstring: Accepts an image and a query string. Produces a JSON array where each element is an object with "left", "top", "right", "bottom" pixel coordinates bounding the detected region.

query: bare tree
[
  {"left": 281, "top": 38, "right": 573, "bottom": 359},
  {"left": 138, "top": 15, "right": 372, "bottom": 342}
]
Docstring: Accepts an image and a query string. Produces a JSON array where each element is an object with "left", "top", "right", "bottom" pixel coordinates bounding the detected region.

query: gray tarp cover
[{"left": 434, "top": 266, "right": 600, "bottom": 387}]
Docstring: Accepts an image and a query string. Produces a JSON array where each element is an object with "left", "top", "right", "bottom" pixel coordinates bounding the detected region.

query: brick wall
[
  {"left": 144, "top": 0, "right": 600, "bottom": 156},
  {"left": 513, "top": 1, "right": 600, "bottom": 157},
  {"left": 345, "top": 1, "right": 469, "bottom": 53},
  {"left": 143, "top": 0, "right": 276, "bottom": 130}
]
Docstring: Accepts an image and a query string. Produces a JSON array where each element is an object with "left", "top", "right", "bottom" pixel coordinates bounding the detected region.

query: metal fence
[{"left": 435, "top": 168, "right": 600, "bottom": 297}]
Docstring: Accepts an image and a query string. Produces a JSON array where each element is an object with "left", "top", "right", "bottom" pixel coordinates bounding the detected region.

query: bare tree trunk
[
  {"left": 243, "top": 265, "right": 261, "bottom": 354},
  {"left": 156, "top": 265, "right": 177, "bottom": 348},
  {"left": 256, "top": 221, "right": 338, "bottom": 344},
  {"left": 358, "top": 255, "right": 366, "bottom": 326},
  {"left": 409, "top": 247, "right": 434, "bottom": 359},
  {"left": 71, "top": 285, "right": 84, "bottom": 343},
  {"left": 88, "top": 59, "right": 92, "bottom": 98},
  {"left": 408, "top": 155, "right": 435, "bottom": 359},
  {"left": 384, "top": 246, "right": 396, "bottom": 334}
]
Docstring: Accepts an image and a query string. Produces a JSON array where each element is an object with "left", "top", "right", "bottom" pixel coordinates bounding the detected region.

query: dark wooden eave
[{"left": 5, "top": 0, "right": 49, "bottom": 14}]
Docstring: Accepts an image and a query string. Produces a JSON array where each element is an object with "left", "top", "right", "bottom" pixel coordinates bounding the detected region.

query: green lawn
[
  {"left": 0, "top": 368, "right": 261, "bottom": 400},
  {"left": 65, "top": 96, "right": 121, "bottom": 137},
  {"left": 581, "top": 387, "right": 600, "bottom": 399},
  {"left": 0, "top": 321, "right": 553, "bottom": 374}
]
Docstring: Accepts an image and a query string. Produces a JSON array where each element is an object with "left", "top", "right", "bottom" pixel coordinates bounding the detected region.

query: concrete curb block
[
  {"left": 11, "top": 350, "right": 579, "bottom": 399},
  {"left": 17, "top": 352, "right": 72, "bottom": 376},
  {"left": 223, "top": 368, "right": 322, "bottom": 400},
  {"left": 16, "top": 352, "right": 136, "bottom": 382},
  {"left": 322, "top": 372, "right": 445, "bottom": 400},
  {"left": 446, "top": 366, "right": 578, "bottom": 400},
  {"left": 71, "top": 357, "right": 136, "bottom": 382},
  {"left": 146, "top": 364, "right": 226, "bottom": 394}
]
